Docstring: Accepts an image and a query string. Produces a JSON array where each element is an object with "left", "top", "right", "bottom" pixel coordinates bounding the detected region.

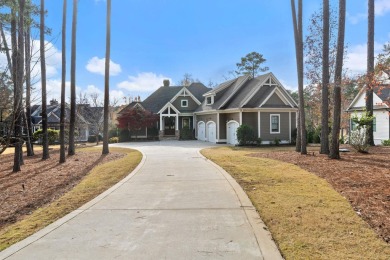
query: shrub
[
  {"left": 87, "top": 134, "right": 103, "bottom": 143},
  {"left": 381, "top": 139, "right": 390, "bottom": 146},
  {"left": 256, "top": 138, "right": 262, "bottom": 146},
  {"left": 180, "top": 126, "right": 193, "bottom": 140},
  {"left": 119, "top": 129, "right": 131, "bottom": 142},
  {"left": 350, "top": 111, "right": 375, "bottom": 153},
  {"left": 33, "top": 129, "right": 59, "bottom": 145},
  {"left": 236, "top": 124, "right": 255, "bottom": 146},
  {"left": 291, "top": 128, "right": 297, "bottom": 145},
  {"left": 273, "top": 137, "right": 280, "bottom": 146},
  {"left": 109, "top": 137, "right": 119, "bottom": 143}
]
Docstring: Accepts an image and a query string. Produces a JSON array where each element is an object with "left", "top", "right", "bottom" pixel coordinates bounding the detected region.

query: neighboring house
[
  {"left": 346, "top": 83, "right": 390, "bottom": 145},
  {"left": 30, "top": 99, "right": 92, "bottom": 142},
  {"left": 119, "top": 72, "right": 298, "bottom": 144},
  {"left": 195, "top": 73, "right": 298, "bottom": 144}
]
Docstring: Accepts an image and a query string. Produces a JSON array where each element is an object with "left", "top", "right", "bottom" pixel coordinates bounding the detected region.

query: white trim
[
  {"left": 270, "top": 114, "right": 280, "bottom": 134},
  {"left": 217, "top": 112, "right": 220, "bottom": 140},
  {"left": 206, "top": 121, "right": 217, "bottom": 143},
  {"left": 258, "top": 111, "right": 261, "bottom": 138},
  {"left": 289, "top": 111, "right": 291, "bottom": 142},
  {"left": 226, "top": 120, "right": 239, "bottom": 145},
  {"left": 268, "top": 73, "right": 299, "bottom": 107},
  {"left": 169, "top": 87, "right": 202, "bottom": 105},
  {"left": 160, "top": 115, "right": 163, "bottom": 131},
  {"left": 206, "top": 96, "right": 214, "bottom": 105},
  {"left": 239, "top": 111, "right": 242, "bottom": 125},
  {"left": 158, "top": 102, "right": 180, "bottom": 115},
  {"left": 240, "top": 74, "right": 273, "bottom": 107}
]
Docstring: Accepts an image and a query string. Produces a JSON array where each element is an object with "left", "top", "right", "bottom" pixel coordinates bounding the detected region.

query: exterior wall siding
[
  {"left": 264, "top": 93, "right": 285, "bottom": 106},
  {"left": 350, "top": 110, "right": 389, "bottom": 145},
  {"left": 242, "top": 112, "right": 258, "bottom": 136},
  {"left": 195, "top": 114, "right": 218, "bottom": 138},
  {"left": 172, "top": 97, "right": 198, "bottom": 112},
  {"left": 260, "top": 112, "right": 290, "bottom": 141},
  {"left": 219, "top": 113, "right": 227, "bottom": 139}
]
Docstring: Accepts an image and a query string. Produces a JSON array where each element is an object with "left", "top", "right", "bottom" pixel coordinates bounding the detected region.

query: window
[
  {"left": 181, "top": 100, "right": 188, "bottom": 107},
  {"left": 351, "top": 119, "right": 357, "bottom": 131},
  {"left": 270, "top": 114, "right": 280, "bottom": 133},
  {"left": 206, "top": 96, "right": 214, "bottom": 105}
]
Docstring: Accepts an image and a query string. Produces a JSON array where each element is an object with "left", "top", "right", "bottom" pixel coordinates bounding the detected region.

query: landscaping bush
[
  {"left": 108, "top": 129, "right": 119, "bottom": 138},
  {"left": 180, "top": 126, "right": 193, "bottom": 140},
  {"left": 381, "top": 139, "right": 390, "bottom": 146},
  {"left": 256, "top": 138, "right": 262, "bottom": 146},
  {"left": 273, "top": 137, "right": 280, "bottom": 146},
  {"left": 119, "top": 129, "right": 131, "bottom": 142},
  {"left": 109, "top": 137, "right": 119, "bottom": 143},
  {"left": 350, "top": 111, "right": 375, "bottom": 153},
  {"left": 33, "top": 129, "right": 59, "bottom": 145},
  {"left": 236, "top": 124, "right": 255, "bottom": 146},
  {"left": 291, "top": 128, "right": 297, "bottom": 145},
  {"left": 87, "top": 134, "right": 103, "bottom": 143}
]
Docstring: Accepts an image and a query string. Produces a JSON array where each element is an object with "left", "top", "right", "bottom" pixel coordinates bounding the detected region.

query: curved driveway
[{"left": 1, "top": 141, "right": 282, "bottom": 260}]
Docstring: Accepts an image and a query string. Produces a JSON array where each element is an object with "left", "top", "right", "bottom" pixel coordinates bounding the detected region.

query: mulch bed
[
  {"left": 0, "top": 148, "right": 124, "bottom": 230},
  {"left": 248, "top": 145, "right": 390, "bottom": 243}
]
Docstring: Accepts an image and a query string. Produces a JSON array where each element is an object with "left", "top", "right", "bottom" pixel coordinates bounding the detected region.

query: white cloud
[
  {"left": 376, "top": 0, "right": 390, "bottom": 16},
  {"left": 345, "top": 42, "right": 383, "bottom": 75},
  {"left": 346, "top": 12, "right": 366, "bottom": 25},
  {"left": 279, "top": 79, "right": 297, "bottom": 91},
  {"left": 86, "top": 56, "right": 122, "bottom": 76},
  {"left": 117, "top": 72, "right": 172, "bottom": 93}
]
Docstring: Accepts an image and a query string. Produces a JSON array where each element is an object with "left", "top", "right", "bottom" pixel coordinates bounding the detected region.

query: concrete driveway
[{"left": 1, "top": 140, "right": 282, "bottom": 260}]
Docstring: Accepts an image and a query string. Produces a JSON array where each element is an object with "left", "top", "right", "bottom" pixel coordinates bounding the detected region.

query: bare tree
[
  {"left": 320, "top": 0, "right": 330, "bottom": 154},
  {"left": 366, "top": 0, "right": 375, "bottom": 146},
  {"left": 102, "top": 0, "right": 111, "bottom": 154},
  {"left": 291, "top": 0, "right": 307, "bottom": 154},
  {"left": 329, "top": 0, "right": 346, "bottom": 159},
  {"left": 68, "top": 0, "right": 77, "bottom": 155},
  {"left": 60, "top": 0, "right": 67, "bottom": 163}
]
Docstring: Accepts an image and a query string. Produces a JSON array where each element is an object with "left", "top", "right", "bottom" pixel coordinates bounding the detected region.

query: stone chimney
[{"left": 163, "top": 79, "right": 170, "bottom": 87}]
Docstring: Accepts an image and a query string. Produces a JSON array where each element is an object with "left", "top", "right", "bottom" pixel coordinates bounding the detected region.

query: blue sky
[{"left": 25, "top": 0, "right": 390, "bottom": 104}]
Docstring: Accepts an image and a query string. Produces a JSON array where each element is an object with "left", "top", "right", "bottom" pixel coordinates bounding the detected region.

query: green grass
[
  {"left": 0, "top": 147, "right": 142, "bottom": 251},
  {"left": 201, "top": 146, "right": 390, "bottom": 260}
]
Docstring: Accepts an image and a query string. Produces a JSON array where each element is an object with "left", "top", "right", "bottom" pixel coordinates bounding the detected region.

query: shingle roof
[
  {"left": 374, "top": 85, "right": 390, "bottom": 106},
  {"left": 141, "top": 83, "right": 211, "bottom": 113}
]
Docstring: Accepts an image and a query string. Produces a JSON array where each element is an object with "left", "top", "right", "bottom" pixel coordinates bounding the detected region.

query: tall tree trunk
[
  {"left": 60, "top": 0, "right": 67, "bottom": 163},
  {"left": 40, "top": 0, "right": 49, "bottom": 160},
  {"left": 366, "top": 0, "right": 375, "bottom": 146},
  {"left": 68, "top": 0, "right": 77, "bottom": 156},
  {"left": 291, "top": 0, "right": 307, "bottom": 154},
  {"left": 320, "top": 0, "right": 330, "bottom": 154},
  {"left": 102, "top": 0, "right": 111, "bottom": 155},
  {"left": 329, "top": 0, "right": 346, "bottom": 159},
  {"left": 296, "top": 111, "right": 301, "bottom": 152},
  {"left": 12, "top": 5, "right": 22, "bottom": 172},
  {"left": 25, "top": 9, "right": 34, "bottom": 156}
]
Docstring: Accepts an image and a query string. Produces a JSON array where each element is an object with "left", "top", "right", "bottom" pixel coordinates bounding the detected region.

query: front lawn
[{"left": 201, "top": 146, "right": 389, "bottom": 259}]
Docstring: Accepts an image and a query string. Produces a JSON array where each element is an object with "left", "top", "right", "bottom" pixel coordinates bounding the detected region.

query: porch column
[
  {"left": 175, "top": 115, "right": 179, "bottom": 130},
  {"left": 258, "top": 111, "right": 261, "bottom": 138},
  {"left": 289, "top": 112, "right": 291, "bottom": 142},
  {"left": 160, "top": 115, "right": 163, "bottom": 131}
]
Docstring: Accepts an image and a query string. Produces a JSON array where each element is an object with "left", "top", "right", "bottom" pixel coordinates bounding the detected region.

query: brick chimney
[{"left": 163, "top": 79, "right": 170, "bottom": 87}]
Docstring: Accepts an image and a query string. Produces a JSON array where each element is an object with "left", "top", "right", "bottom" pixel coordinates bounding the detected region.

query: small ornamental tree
[
  {"left": 236, "top": 124, "right": 255, "bottom": 146},
  {"left": 117, "top": 107, "right": 158, "bottom": 139},
  {"left": 350, "top": 111, "right": 375, "bottom": 153}
]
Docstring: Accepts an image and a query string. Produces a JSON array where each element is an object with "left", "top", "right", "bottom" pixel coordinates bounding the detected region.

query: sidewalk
[{"left": 1, "top": 141, "right": 282, "bottom": 259}]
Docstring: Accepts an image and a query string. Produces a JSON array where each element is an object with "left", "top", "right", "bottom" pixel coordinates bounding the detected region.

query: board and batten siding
[{"left": 260, "top": 112, "right": 290, "bottom": 141}]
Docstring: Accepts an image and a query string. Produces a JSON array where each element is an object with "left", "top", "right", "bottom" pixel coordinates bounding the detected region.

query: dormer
[{"left": 205, "top": 94, "right": 215, "bottom": 105}]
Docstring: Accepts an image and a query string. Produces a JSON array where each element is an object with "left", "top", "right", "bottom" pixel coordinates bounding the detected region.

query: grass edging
[
  {"left": 0, "top": 147, "right": 142, "bottom": 251},
  {"left": 201, "top": 146, "right": 390, "bottom": 259}
]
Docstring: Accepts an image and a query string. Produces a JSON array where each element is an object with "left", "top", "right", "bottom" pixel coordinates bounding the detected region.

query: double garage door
[{"left": 197, "top": 121, "right": 216, "bottom": 143}]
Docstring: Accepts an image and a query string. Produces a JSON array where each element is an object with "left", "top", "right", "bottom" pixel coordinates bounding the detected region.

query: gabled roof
[
  {"left": 141, "top": 82, "right": 210, "bottom": 113},
  {"left": 196, "top": 72, "right": 297, "bottom": 112},
  {"left": 347, "top": 84, "right": 390, "bottom": 111}
]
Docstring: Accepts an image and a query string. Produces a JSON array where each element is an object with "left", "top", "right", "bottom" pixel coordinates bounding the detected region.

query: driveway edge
[
  {"left": 198, "top": 150, "right": 284, "bottom": 260},
  {"left": 0, "top": 149, "right": 146, "bottom": 260}
]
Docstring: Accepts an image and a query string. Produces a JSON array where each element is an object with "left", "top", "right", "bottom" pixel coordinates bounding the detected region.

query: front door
[{"left": 164, "top": 117, "right": 175, "bottom": 135}]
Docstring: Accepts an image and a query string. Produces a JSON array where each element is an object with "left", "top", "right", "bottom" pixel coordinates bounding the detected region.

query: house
[
  {"left": 30, "top": 99, "right": 94, "bottom": 142},
  {"left": 346, "top": 82, "right": 390, "bottom": 145},
  {"left": 119, "top": 72, "right": 298, "bottom": 144},
  {"left": 118, "top": 80, "right": 211, "bottom": 139},
  {"left": 194, "top": 72, "right": 298, "bottom": 144}
]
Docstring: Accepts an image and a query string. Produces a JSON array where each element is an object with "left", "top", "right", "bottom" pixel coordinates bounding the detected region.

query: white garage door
[
  {"left": 227, "top": 121, "right": 239, "bottom": 145},
  {"left": 197, "top": 121, "right": 206, "bottom": 141},
  {"left": 207, "top": 122, "right": 216, "bottom": 143}
]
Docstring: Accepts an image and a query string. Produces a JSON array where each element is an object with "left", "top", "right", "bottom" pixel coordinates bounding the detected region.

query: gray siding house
[
  {"left": 118, "top": 73, "right": 298, "bottom": 144},
  {"left": 195, "top": 73, "right": 298, "bottom": 144}
]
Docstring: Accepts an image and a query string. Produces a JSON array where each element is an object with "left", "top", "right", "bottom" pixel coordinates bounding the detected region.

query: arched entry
[
  {"left": 197, "top": 121, "right": 206, "bottom": 141},
  {"left": 227, "top": 120, "right": 239, "bottom": 145},
  {"left": 207, "top": 121, "right": 216, "bottom": 143}
]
